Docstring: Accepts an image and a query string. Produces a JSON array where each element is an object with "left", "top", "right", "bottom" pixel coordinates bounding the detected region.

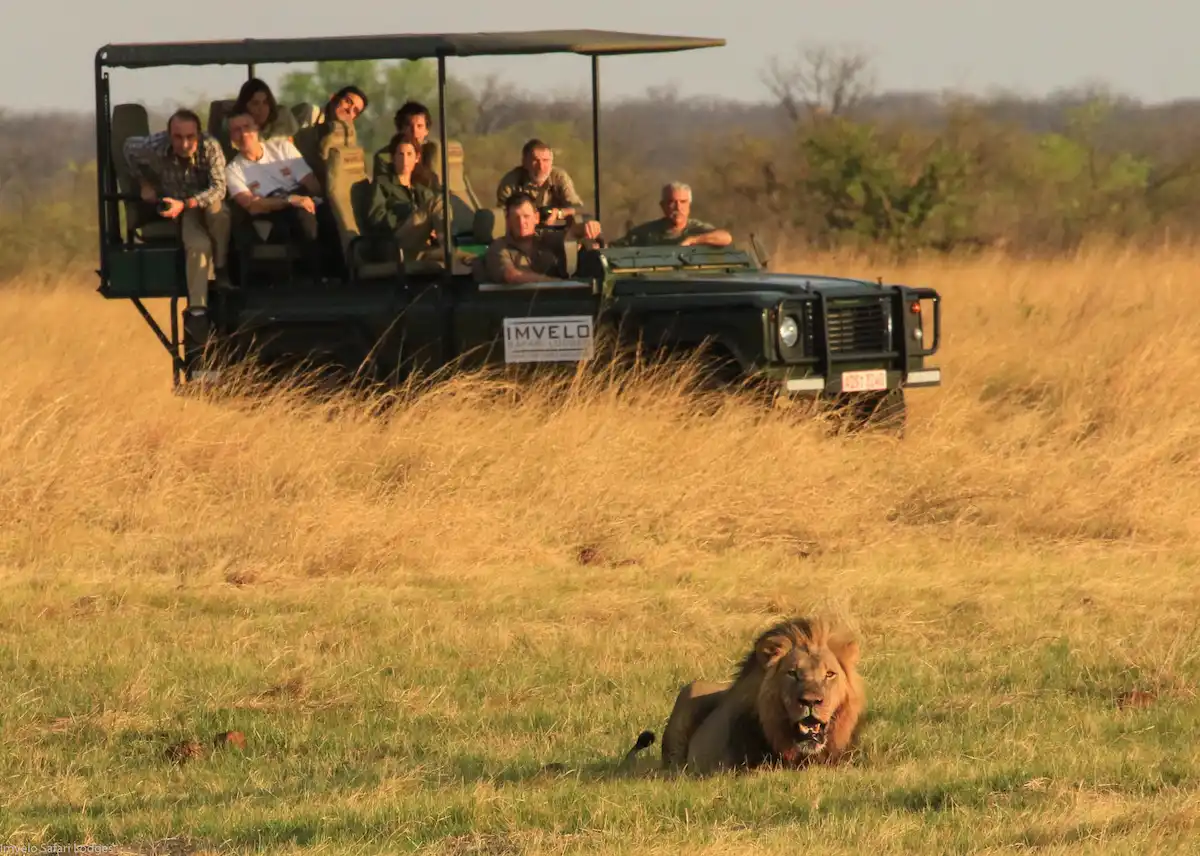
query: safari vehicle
[{"left": 92, "top": 29, "right": 941, "bottom": 423}]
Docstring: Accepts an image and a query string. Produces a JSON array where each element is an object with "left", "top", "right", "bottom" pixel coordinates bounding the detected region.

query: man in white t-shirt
[{"left": 225, "top": 109, "right": 325, "bottom": 275}]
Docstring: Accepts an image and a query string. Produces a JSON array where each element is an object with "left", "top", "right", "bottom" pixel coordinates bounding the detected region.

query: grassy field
[{"left": 1, "top": 244, "right": 1198, "bottom": 854}]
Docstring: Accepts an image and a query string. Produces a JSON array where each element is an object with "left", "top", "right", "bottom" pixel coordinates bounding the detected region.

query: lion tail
[{"left": 620, "top": 730, "right": 656, "bottom": 766}]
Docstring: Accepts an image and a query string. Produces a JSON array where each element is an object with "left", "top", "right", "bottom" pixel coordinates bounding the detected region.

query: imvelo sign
[{"left": 502, "top": 315, "right": 595, "bottom": 363}]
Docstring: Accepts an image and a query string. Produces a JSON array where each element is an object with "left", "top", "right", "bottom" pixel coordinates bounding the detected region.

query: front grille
[{"left": 825, "top": 299, "right": 890, "bottom": 354}]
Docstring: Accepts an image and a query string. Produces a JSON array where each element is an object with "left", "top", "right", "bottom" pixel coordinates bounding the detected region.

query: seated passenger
[
  {"left": 481, "top": 192, "right": 602, "bottom": 286},
  {"left": 231, "top": 78, "right": 298, "bottom": 142},
  {"left": 495, "top": 139, "right": 584, "bottom": 226},
  {"left": 317, "top": 85, "right": 368, "bottom": 147},
  {"left": 372, "top": 101, "right": 440, "bottom": 189},
  {"left": 123, "top": 107, "right": 231, "bottom": 314},
  {"left": 610, "top": 181, "right": 733, "bottom": 248},
  {"left": 365, "top": 133, "right": 445, "bottom": 261},
  {"left": 224, "top": 110, "right": 324, "bottom": 274}
]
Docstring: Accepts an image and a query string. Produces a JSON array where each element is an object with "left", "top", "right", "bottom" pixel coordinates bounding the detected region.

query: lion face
[
  {"left": 754, "top": 622, "right": 860, "bottom": 759},
  {"left": 772, "top": 646, "right": 850, "bottom": 754}
]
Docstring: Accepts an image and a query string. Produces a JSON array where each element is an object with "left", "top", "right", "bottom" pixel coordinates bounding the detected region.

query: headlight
[{"left": 779, "top": 315, "right": 800, "bottom": 348}]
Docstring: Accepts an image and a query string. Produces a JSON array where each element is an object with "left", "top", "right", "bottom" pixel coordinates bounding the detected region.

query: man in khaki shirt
[
  {"left": 610, "top": 181, "right": 734, "bottom": 248},
  {"left": 494, "top": 139, "right": 585, "bottom": 227},
  {"left": 482, "top": 193, "right": 602, "bottom": 286}
]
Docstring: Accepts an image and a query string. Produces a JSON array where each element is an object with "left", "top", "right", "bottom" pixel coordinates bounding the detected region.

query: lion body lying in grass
[{"left": 628, "top": 617, "right": 865, "bottom": 774}]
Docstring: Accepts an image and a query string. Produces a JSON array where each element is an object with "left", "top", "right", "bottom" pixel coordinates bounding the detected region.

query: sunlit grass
[{"left": 0, "top": 243, "right": 1197, "bottom": 853}]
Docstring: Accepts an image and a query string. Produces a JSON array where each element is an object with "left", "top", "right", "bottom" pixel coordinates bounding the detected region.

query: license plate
[{"left": 841, "top": 369, "right": 888, "bottom": 392}]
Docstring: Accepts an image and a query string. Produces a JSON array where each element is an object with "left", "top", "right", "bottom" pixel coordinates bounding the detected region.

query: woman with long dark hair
[{"left": 232, "top": 78, "right": 298, "bottom": 142}]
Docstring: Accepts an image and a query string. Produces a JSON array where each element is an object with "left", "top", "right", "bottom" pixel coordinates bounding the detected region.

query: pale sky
[{"left": 5, "top": 1, "right": 1200, "bottom": 112}]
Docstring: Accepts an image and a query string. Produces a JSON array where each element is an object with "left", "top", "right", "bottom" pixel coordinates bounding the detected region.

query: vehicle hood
[{"left": 608, "top": 270, "right": 890, "bottom": 299}]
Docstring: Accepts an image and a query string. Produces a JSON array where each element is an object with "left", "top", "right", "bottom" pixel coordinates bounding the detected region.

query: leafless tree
[
  {"left": 762, "top": 44, "right": 877, "bottom": 123},
  {"left": 472, "top": 73, "right": 527, "bottom": 135}
]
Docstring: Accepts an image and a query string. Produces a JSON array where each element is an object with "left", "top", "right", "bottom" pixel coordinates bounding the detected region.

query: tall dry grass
[
  {"left": 3, "top": 244, "right": 1199, "bottom": 853},
  {"left": 1, "top": 242, "right": 1197, "bottom": 583}
]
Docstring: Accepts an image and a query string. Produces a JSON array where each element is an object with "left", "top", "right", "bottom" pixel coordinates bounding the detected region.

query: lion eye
[{"left": 825, "top": 670, "right": 837, "bottom": 680}]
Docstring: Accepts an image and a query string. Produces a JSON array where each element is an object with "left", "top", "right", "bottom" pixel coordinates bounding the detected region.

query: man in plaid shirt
[{"left": 123, "top": 108, "right": 232, "bottom": 310}]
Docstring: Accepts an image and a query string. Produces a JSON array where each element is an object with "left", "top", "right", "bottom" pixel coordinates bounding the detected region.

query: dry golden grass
[{"left": 0, "top": 242, "right": 1198, "bottom": 853}]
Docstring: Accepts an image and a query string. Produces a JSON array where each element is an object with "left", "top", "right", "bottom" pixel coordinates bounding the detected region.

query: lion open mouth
[{"left": 794, "top": 715, "right": 828, "bottom": 747}]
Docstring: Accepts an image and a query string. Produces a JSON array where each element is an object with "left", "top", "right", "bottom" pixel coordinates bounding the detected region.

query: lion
[{"left": 624, "top": 616, "right": 866, "bottom": 774}]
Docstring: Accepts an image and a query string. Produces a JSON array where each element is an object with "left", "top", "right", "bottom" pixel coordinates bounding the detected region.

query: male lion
[{"left": 626, "top": 616, "right": 865, "bottom": 774}]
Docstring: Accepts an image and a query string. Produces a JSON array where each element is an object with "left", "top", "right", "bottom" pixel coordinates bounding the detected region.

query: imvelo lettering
[
  {"left": 505, "top": 323, "right": 590, "bottom": 342},
  {"left": 502, "top": 315, "right": 595, "bottom": 363}
]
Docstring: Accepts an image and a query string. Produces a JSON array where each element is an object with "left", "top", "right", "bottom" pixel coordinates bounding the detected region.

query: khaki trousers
[{"left": 180, "top": 200, "right": 231, "bottom": 307}]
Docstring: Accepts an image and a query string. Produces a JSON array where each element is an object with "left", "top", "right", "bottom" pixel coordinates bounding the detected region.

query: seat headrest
[
  {"left": 325, "top": 118, "right": 356, "bottom": 148},
  {"left": 207, "top": 99, "right": 235, "bottom": 137},
  {"left": 111, "top": 103, "right": 150, "bottom": 144}
]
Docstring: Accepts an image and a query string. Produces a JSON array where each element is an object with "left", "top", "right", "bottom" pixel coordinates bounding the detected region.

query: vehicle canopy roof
[{"left": 96, "top": 29, "right": 726, "bottom": 69}]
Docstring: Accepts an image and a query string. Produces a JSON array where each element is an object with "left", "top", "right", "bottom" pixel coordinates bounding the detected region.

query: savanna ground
[{"left": 1, "top": 244, "right": 1198, "bottom": 854}]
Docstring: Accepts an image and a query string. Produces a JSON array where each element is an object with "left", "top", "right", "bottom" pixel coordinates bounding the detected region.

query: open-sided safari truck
[{"left": 93, "top": 29, "right": 941, "bottom": 423}]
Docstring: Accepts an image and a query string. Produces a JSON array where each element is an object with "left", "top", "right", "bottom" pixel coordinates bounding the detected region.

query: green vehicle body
[{"left": 91, "top": 30, "right": 942, "bottom": 408}]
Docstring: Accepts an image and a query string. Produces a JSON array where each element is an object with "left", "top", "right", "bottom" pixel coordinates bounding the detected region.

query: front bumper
[{"left": 781, "top": 367, "right": 942, "bottom": 395}]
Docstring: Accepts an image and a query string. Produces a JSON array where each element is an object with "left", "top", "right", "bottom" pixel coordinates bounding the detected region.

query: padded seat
[
  {"left": 436, "top": 139, "right": 483, "bottom": 235},
  {"left": 207, "top": 99, "right": 237, "bottom": 160},
  {"left": 295, "top": 118, "right": 356, "bottom": 193},
  {"left": 325, "top": 143, "right": 401, "bottom": 281},
  {"left": 111, "top": 102, "right": 181, "bottom": 245},
  {"left": 291, "top": 103, "right": 319, "bottom": 129},
  {"left": 472, "top": 207, "right": 505, "bottom": 244}
]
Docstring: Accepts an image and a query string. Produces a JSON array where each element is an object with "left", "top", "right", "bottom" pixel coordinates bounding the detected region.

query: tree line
[{"left": 4, "top": 44, "right": 1200, "bottom": 280}]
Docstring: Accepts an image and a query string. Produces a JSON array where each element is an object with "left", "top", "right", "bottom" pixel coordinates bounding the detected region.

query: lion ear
[{"left": 755, "top": 632, "right": 794, "bottom": 668}]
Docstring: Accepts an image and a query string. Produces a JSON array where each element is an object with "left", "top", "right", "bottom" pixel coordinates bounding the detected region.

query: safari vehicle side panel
[{"left": 448, "top": 282, "right": 601, "bottom": 371}]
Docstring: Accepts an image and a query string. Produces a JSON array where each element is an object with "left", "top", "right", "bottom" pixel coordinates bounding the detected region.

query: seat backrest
[
  {"left": 111, "top": 103, "right": 151, "bottom": 232},
  {"left": 562, "top": 239, "right": 580, "bottom": 277},
  {"left": 370, "top": 145, "right": 391, "bottom": 179},
  {"left": 207, "top": 99, "right": 236, "bottom": 161},
  {"left": 350, "top": 180, "right": 374, "bottom": 240},
  {"left": 291, "top": 102, "right": 318, "bottom": 129},
  {"left": 264, "top": 107, "right": 299, "bottom": 141},
  {"left": 472, "top": 207, "right": 505, "bottom": 244},
  {"left": 294, "top": 118, "right": 354, "bottom": 193},
  {"left": 293, "top": 125, "right": 322, "bottom": 185},
  {"left": 419, "top": 138, "right": 478, "bottom": 239},
  {"left": 325, "top": 143, "right": 369, "bottom": 257},
  {"left": 444, "top": 139, "right": 481, "bottom": 211}
]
